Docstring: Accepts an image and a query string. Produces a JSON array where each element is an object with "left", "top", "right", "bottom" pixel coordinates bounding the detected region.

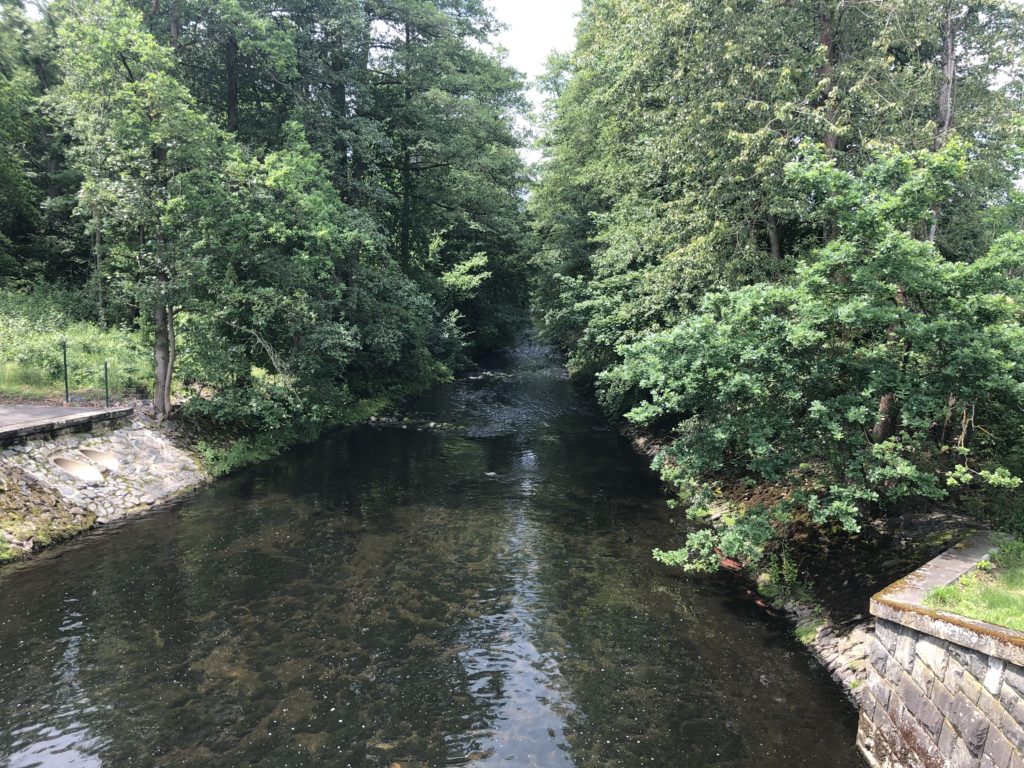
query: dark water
[{"left": 0, "top": 335, "right": 861, "bottom": 767}]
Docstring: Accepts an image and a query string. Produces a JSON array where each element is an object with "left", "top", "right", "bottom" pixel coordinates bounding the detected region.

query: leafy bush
[
  {"left": 194, "top": 435, "right": 290, "bottom": 477},
  {"left": 994, "top": 540, "right": 1024, "bottom": 570},
  {"left": 185, "top": 381, "right": 388, "bottom": 476}
]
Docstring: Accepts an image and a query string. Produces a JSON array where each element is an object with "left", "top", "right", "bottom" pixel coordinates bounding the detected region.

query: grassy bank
[
  {"left": 0, "top": 287, "right": 401, "bottom": 477},
  {"left": 186, "top": 396, "right": 390, "bottom": 477},
  {"left": 926, "top": 539, "right": 1024, "bottom": 631}
]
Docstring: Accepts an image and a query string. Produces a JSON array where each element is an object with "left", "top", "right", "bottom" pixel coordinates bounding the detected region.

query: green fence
[{"left": 0, "top": 341, "right": 151, "bottom": 406}]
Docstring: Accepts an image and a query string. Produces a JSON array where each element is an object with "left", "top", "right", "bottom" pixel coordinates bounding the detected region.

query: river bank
[
  {"left": 0, "top": 396, "right": 401, "bottom": 564},
  {"left": 0, "top": 348, "right": 970, "bottom": 717},
  {"left": 0, "top": 407, "right": 209, "bottom": 562},
  {"left": 0, "top": 331, "right": 862, "bottom": 767},
  {"left": 620, "top": 424, "right": 980, "bottom": 705},
  {"left": 0, "top": 334, "right": 951, "bottom": 713}
]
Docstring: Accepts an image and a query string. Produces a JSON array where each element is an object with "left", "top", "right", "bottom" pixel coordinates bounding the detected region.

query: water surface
[{"left": 0, "top": 335, "right": 861, "bottom": 767}]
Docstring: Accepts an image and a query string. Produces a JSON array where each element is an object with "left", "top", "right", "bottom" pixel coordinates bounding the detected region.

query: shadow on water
[{"left": 0, "top": 332, "right": 863, "bottom": 767}]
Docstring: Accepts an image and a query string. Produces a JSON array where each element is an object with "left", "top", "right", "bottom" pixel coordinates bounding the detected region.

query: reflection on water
[{"left": 0, "top": 334, "right": 862, "bottom": 767}]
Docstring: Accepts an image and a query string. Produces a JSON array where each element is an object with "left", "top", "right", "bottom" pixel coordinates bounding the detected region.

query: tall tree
[
  {"left": 51, "top": 0, "right": 229, "bottom": 417},
  {"left": 532, "top": 0, "right": 1024, "bottom": 567},
  {"left": 6, "top": 0, "right": 529, "bottom": 429}
]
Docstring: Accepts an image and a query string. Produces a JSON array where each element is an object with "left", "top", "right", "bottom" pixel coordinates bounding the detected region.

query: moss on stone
[
  {"left": 0, "top": 537, "right": 16, "bottom": 563},
  {"left": 794, "top": 619, "right": 823, "bottom": 645}
]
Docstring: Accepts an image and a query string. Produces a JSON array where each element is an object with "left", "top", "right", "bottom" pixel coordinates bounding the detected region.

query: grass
[
  {"left": 192, "top": 396, "right": 390, "bottom": 477},
  {"left": 925, "top": 539, "right": 1024, "bottom": 632},
  {"left": 0, "top": 537, "right": 16, "bottom": 564},
  {"left": 0, "top": 288, "right": 151, "bottom": 402}
]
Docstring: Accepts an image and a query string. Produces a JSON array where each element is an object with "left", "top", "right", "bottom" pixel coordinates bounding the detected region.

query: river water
[{"left": 0, "top": 335, "right": 862, "bottom": 767}]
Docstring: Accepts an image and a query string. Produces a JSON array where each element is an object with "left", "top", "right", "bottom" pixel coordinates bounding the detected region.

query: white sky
[
  {"left": 490, "top": 0, "right": 581, "bottom": 85},
  {"left": 487, "top": 0, "right": 582, "bottom": 161}
]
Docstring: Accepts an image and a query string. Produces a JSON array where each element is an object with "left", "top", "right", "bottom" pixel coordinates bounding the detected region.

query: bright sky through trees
[
  {"left": 490, "top": 0, "right": 581, "bottom": 161},
  {"left": 491, "top": 0, "right": 580, "bottom": 86}
]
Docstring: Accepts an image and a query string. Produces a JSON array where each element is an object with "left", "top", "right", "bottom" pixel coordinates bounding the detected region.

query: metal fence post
[
  {"left": 62, "top": 339, "right": 69, "bottom": 404},
  {"left": 104, "top": 360, "right": 110, "bottom": 408}
]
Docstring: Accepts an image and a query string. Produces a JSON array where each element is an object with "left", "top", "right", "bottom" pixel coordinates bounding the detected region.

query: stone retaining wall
[
  {"left": 0, "top": 411, "right": 208, "bottom": 560},
  {"left": 858, "top": 534, "right": 1024, "bottom": 768}
]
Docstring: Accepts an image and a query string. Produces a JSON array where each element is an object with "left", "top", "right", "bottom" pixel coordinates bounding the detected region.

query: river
[{"left": 0, "top": 334, "right": 862, "bottom": 767}]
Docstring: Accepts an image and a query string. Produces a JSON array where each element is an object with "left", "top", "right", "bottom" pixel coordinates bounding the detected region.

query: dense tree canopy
[
  {"left": 0, "top": 0, "right": 529, "bottom": 434},
  {"left": 5, "top": 0, "right": 1024, "bottom": 567},
  {"left": 533, "top": 0, "right": 1024, "bottom": 567}
]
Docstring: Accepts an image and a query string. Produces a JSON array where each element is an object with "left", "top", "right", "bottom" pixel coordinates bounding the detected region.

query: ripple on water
[{"left": 0, "top": 331, "right": 861, "bottom": 767}]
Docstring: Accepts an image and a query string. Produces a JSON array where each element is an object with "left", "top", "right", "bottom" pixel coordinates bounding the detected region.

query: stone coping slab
[
  {"left": 0, "top": 406, "right": 135, "bottom": 446},
  {"left": 870, "top": 531, "right": 1024, "bottom": 667}
]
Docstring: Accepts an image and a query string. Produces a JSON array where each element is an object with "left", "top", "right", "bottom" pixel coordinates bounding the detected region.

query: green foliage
[
  {"left": 794, "top": 619, "right": 824, "bottom": 646},
  {"left": 0, "top": 0, "right": 528, "bottom": 443},
  {"left": 0, "top": 2, "right": 41, "bottom": 275},
  {"left": 440, "top": 253, "right": 491, "bottom": 298},
  {"left": 757, "top": 548, "right": 816, "bottom": 605},
  {"left": 604, "top": 145, "right": 1024, "bottom": 568},
  {"left": 994, "top": 540, "right": 1024, "bottom": 570},
  {"left": 168, "top": 122, "right": 372, "bottom": 407},
  {"left": 194, "top": 435, "right": 290, "bottom": 478},
  {"left": 190, "top": 394, "right": 387, "bottom": 476},
  {"left": 534, "top": 0, "right": 1024, "bottom": 572}
]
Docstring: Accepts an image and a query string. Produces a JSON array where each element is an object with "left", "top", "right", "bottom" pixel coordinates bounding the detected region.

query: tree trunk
[
  {"left": 400, "top": 146, "right": 412, "bottom": 262},
  {"left": 766, "top": 213, "right": 781, "bottom": 260},
  {"left": 331, "top": 38, "right": 350, "bottom": 193},
  {"left": 165, "top": 306, "right": 176, "bottom": 416},
  {"left": 399, "top": 22, "right": 413, "bottom": 263},
  {"left": 153, "top": 302, "right": 171, "bottom": 419},
  {"left": 37, "top": 125, "right": 58, "bottom": 199},
  {"left": 929, "top": 0, "right": 958, "bottom": 242},
  {"left": 936, "top": 2, "right": 957, "bottom": 145},
  {"left": 871, "top": 288, "right": 910, "bottom": 442},
  {"left": 817, "top": 2, "right": 839, "bottom": 153},
  {"left": 170, "top": 2, "right": 181, "bottom": 49},
  {"left": 226, "top": 31, "right": 239, "bottom": 133},
  {"left": 93, "top": 203, "right": 104, "bottom": 326},
  {"left": 350, "top": 11, "right": 372, "bottom": 188},
  {"left": 872, "top": 392, "right": 898, "bottom": 442},
  {"left": 30, "top": 59, "right": 59, "bottom": 198}
]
